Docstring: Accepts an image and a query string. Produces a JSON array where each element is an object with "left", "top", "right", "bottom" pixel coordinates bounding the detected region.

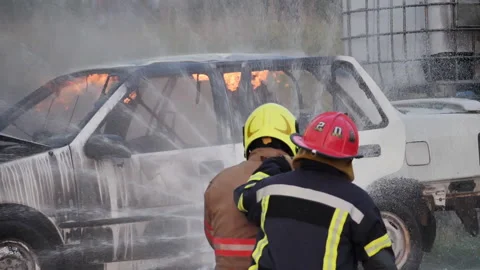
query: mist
[
  {"left": 0, "top": 1, "right": 343, "bottom": 269},
  {"left": 0, "top": 0, "right": 341, "bottom": 106}
]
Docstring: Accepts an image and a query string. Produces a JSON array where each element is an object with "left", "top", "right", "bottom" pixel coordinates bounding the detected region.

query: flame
[
  {"left": 251, "top": 70, "right": 269, "bottom": 90},
  {"left": 123, "top": 91, "right": 138, "bottom": 104},
  {"left": 35, "top": 73, "right": 118, "bottom": 112},
  {"left": 192, "top": 74, "right": 209, "bottom": 82},
  {"left": 191, "top": 70, "right": 279, "bottom": 92},
  {"left": 223, "top": 72, "right": 241, "bottom": 92}
]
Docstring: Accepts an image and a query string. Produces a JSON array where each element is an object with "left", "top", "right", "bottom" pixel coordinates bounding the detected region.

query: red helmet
[{"left": 290, "top": 112, "right": 363, "bottom": 159}]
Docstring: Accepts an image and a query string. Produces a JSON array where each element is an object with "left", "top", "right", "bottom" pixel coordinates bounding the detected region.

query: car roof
[{"left": 64, "top": 52, "right": 331, "bottom": 74}]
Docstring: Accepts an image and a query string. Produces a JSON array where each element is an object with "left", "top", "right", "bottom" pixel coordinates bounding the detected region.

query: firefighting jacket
[
  {"left": 204, "top": 148, "right": 290, "bottom": 270},
  {"left": 233, "top": 157, "right": 397, "bottom": 270}
]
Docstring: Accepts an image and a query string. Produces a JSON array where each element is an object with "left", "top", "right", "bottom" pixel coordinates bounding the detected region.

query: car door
[
  {"left": 68, "top": 66, "right": 241, "bottom": 264},
  {"left": 327, "top": 56, "right": 407, "bottom": 188}
]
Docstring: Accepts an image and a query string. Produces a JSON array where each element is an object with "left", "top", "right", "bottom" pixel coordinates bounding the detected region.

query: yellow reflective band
[
  {"left": 248, "top": 171, "right": 270, "bottom": 182},
  {"left": 245, "top": 182, "right": 257, "bottom": 190},
  {"left": 364, "top": 233, "right": 393, "bottom": 257},
  {"left": 323, "top": 209, "right": 349, "bottom": 270},
  {"left": 249, "top": 195, "right": 271, "bottom": 270},
  {"left": 237, "top": 194, "right": 247, "bottom": 213}
]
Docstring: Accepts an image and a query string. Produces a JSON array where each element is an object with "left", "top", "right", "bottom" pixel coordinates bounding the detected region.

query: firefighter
[
  {"left": 234, "top": 112, "right": 397, "bottom": 270},
  {"left": 204, "top": 103, "right": 298, "bottom": 270}
]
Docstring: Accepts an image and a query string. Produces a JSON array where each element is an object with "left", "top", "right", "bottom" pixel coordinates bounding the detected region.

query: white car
[{"left": 0, "top": 53, "right": 463, "bottom": 269}]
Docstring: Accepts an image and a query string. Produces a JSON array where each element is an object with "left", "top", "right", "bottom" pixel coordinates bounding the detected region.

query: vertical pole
[
  {"left": 390, "top": 0, "right": 395, "bottom": 91},
  {"left": 376, "top": 0, "right": 385, "bottom": 89},
  {"left": 365, "top": 0, "right": 370, "bottom": 63}
]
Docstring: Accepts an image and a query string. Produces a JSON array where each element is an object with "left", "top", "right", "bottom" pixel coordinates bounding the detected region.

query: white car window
[
  {"left": 331, "top": 68, "right": 383, "bottom": 129},
  {"left": 223, "top": 69, "right": 302, "bottom": 142},
  {"left": 2, "top": 73, "right": 119, "bottom": 144},
  {"left": 225, "top": 68, "right": 335, "bottom": 141},
  {"left": 100, "top": 73, "right": 220, "bottom": 153}
]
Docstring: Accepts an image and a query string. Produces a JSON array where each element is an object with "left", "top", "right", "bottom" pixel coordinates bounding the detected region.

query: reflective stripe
[
  {"left": 248, "top": 171, "right": 270, "bottom": 182},
  {"left": 256, "top": 184, "right": 365, "bottom": 224},
  {"left": 205, "top": 221, "right": 256, "bottom": 257},
  {"left": 237, "top": 194, "right": 247, "bottom": 212},
  {"left": 213, "top": 238, "right": 256, "bottom": 245},
  {"left": 213, "top": 238, "right": 256, "bottom": 257},
  {"left": 238, "top": 172, "right": 270, "bottom": 212},
  {"left": 249, "top": 195, "right": 270, "bottom": 270},
  {"left": 364, "top": 233, "right": 392, "bottom": 257},
  {"left": 244, "top": 182, "right": 256, "bottom": 189},
  {"left": 323, "top": 209, "right": 349, "bottom": 270}
]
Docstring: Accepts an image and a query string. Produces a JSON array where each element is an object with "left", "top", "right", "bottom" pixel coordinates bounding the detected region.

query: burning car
[{"left": 15, "top": 49, "right": 480, "bottom": 270}]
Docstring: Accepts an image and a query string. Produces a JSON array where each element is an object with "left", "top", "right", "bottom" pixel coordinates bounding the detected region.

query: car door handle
[{"left": 199, "top": 160, "right": 224, "bottom": 175}]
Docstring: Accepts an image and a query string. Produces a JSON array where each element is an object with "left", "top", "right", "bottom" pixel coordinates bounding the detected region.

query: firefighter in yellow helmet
[{"left": 204, "top": 103, "right": 297, "bottom": 270}]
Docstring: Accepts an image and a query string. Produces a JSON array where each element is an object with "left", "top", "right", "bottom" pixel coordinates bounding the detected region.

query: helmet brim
[{"left": 290, "top": 133, "right": 364, "bottom": 159}]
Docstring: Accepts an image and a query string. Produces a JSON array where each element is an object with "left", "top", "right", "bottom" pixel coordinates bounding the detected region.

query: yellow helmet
[{"left": 243, "top": 103, "right": 298, "bottom": 158}]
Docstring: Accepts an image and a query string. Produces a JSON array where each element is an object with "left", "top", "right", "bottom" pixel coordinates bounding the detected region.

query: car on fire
[{"left": 0, "top": 52, "right": 479, "bottom": 270}]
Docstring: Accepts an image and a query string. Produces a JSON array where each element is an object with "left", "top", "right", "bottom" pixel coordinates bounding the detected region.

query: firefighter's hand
[
  {"left": 282, "top": 155, "right": 293, "bottom": 169},
  {"left": 260, "top": 156, "right": 293, "bottom": 174}
]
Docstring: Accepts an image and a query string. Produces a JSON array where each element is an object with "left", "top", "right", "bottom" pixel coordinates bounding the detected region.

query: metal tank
[{"left": 342, "top": 0, "right": 480, "bottom": 100}]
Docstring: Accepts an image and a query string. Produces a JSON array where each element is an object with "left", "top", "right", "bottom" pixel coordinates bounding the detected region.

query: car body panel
[{"left": 392, "top": 109, "right": 480, "bottom": 184}]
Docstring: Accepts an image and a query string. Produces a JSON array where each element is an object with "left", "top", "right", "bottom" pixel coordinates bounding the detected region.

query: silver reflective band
[
  {"left": 215, "top": 243, "right": 256, "bottom": 251},
  {"left": 256, "top": 184, "right": 365, "bottom": 224}
]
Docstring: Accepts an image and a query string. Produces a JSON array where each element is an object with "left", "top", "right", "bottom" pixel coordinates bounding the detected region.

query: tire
[
  {"left": 375, "top": 199, "right": 424, "bottom": 270},
  {"left": 0, "top": 220, "right": 61, "bottom": 270}
]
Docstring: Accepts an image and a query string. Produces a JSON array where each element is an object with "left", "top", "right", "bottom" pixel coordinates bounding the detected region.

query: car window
[
  {"left": 331, "top": 68, "right": 383, "bottom": 129},
  {"left": 100, "top": 73, "right": 220, "bottom": 153},
  {"left": 1, "top": 73, "right": 118, "bottom": 145},
  {"left": 291, "top": 69, "right": 333, "bottom": 114},
  {"left": 224, "top": 69, "right": 303, "bottom": 141},
  {"left": 223, "top": 63, "right": 384, "bottom": 136},
  {"left": 224, "top": 68, "right": 333, "bottom": 141}
]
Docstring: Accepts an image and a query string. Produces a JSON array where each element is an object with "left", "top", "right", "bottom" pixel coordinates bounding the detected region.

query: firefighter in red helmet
[{"left": 234, "top": 112, "right": 397, "bottom": 270}]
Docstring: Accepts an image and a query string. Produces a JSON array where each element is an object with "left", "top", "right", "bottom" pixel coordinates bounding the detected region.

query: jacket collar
[{"left": 297, "top": 159, "right": 351, "bottom": 180}]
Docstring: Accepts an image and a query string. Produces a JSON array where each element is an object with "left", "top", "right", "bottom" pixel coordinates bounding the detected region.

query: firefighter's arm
[
  {"left": 353, "top": 205, "right": 397, "bottom": 270},
  {"left": 233, "top": 156, "right": 291, "bottom": 219}
]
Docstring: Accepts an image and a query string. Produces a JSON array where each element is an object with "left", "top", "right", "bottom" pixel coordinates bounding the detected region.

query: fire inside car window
[
  {"left": 1, "top": 73, "right": 119, "bottom": 145},
  {"left": 223, "top": 70, "right": 300, "bottom": 113},
  {"left": 111, "top": 73, "right": 220, "bottom": 153}
]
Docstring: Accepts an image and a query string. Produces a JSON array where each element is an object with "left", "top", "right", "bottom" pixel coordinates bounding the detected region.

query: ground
[{"left": 422, "top": 211, "right": 480, "bottom": 269}]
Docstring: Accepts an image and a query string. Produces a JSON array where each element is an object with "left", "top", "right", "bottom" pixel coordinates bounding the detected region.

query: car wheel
[
  {"left": 376, "top": 200, "right": 424, "bottom": 270},
  {"left": 0, "top": 221, "right": 60, "bottom": 270}
]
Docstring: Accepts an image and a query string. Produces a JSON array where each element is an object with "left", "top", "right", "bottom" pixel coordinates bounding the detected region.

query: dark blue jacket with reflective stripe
[{"left": 233, "top": 158, "right": 397, "bottom": 270}]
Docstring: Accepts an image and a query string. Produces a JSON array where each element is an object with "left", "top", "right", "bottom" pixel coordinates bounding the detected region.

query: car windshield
[{"left": 0, "top": 72, "right": 123, "bottom": 147}]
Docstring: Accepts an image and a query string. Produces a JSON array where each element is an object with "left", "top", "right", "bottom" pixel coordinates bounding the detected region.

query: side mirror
[{"left": 84, "top": 134, "right": 132, "bottom": 160}]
